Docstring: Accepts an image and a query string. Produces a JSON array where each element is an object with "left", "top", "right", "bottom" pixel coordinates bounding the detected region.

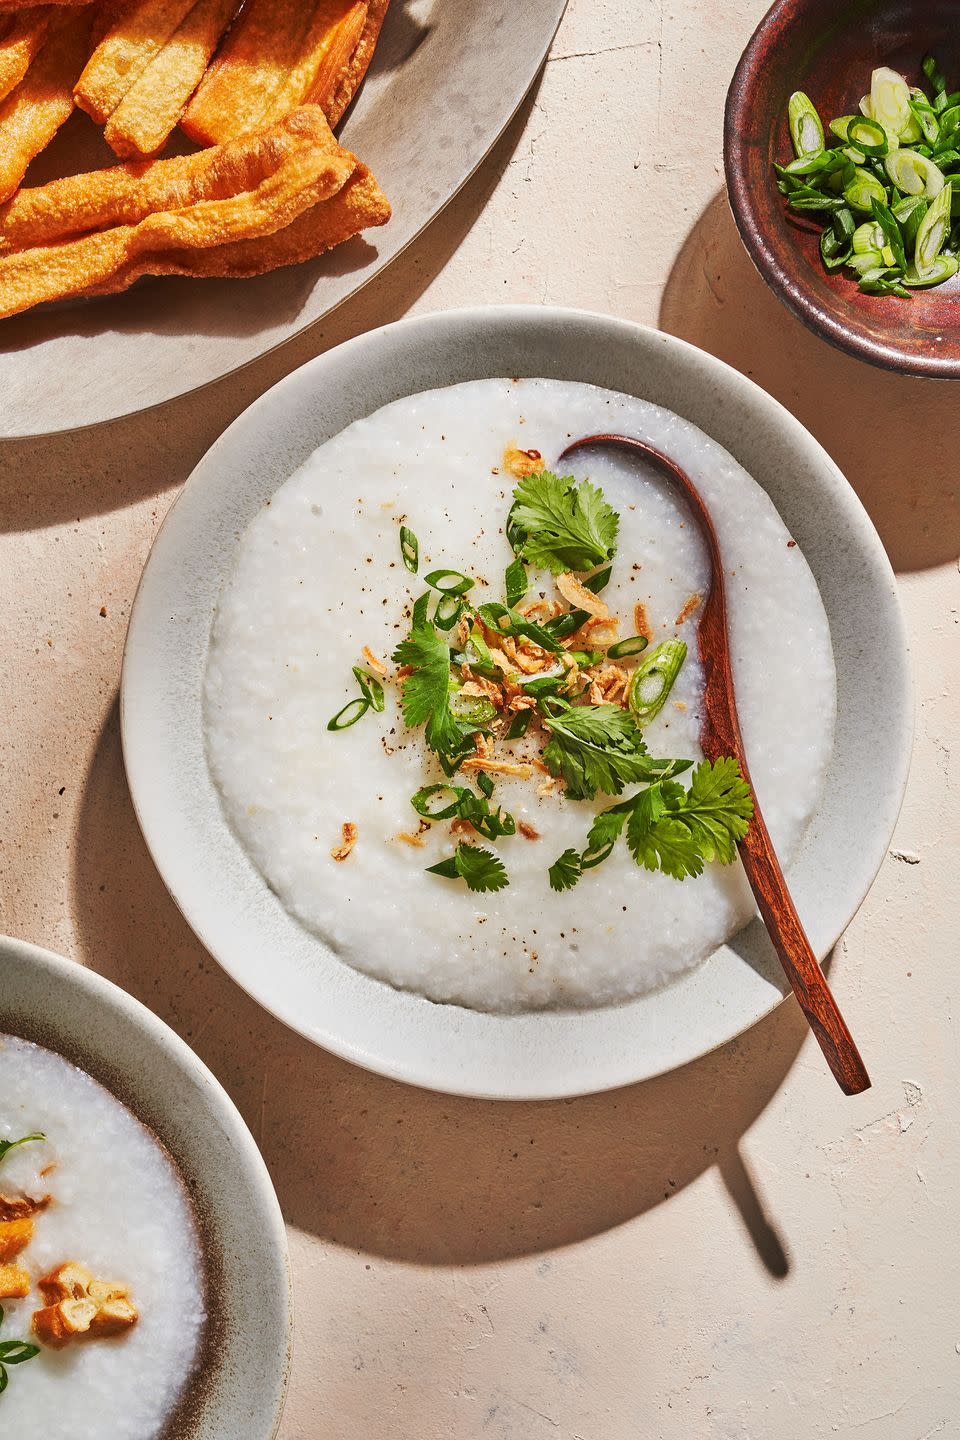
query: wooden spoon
[{"left": 559, "top": 433, "right": 871, "bottom": 1096}]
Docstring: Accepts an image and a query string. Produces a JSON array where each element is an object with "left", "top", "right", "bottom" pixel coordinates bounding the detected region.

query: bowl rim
[
  {"left": 723, "top": 0, "right": 960, "bottom": 380},
  {"left": 120, "top": 303, "right": 914, "bottom": 1100},
  {"left": 0, "top": 932, "right": 292, "bottom": 1440}
]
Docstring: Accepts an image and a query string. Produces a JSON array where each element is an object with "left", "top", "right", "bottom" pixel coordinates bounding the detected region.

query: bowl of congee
[
  {"left": 121, "top": 307, "right": 912, "bottom": 1099},
  {"left": 0, "top": 935, "right": 290, "bottom": 1440}
]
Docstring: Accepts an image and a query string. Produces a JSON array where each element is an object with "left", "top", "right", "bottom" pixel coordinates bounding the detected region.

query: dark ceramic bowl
[{"left": 725, "top": 0, "right": 960, "bottom": 377}]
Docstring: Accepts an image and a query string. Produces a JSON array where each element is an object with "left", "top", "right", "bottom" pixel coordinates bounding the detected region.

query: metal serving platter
[{"left": 0, "top": 0, "right": 567, "bottom": 437}]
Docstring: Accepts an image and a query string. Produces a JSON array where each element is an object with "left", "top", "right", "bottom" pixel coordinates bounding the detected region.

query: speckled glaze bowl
[
  {"left": 725, "top": 0, "right": 960, "bottom": 377},
  {"left": 121, "top": 306, "right": 912, "bottom": 1100},
  {"left": 0, "top": 935, "right": 291, "bottom": 1440}
]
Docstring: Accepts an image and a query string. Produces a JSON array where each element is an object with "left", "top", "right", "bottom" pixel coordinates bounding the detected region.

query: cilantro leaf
[
  {"left": 541, "top": 702, "right": 693, "bottom": 800},
  {"left": 582, "top": 799, "right": 633, "bottom": 867},
  {"left": 392, "top": 624, "right": 466, "bottom": 759},
  {"left": 427, "top": 843, "right": 509, "bottom": 893},
  {"left": 507, "top": 471, "right": 620, "bottom": 574},
  {"left": 625, "top": 760, "right": 754, "bottom": 881},
  {"left": 548, "top": 848, "right": 583, "bottom": 892},
  {"left": 0, "top": 1133, "right": 44, "bottom": 1166}
]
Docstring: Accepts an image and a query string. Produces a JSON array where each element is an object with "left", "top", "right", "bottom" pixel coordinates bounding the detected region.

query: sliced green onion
[
  {"left": 884, "top": 148, "right": 945, "bottom": 197},
  {"left": 870, "top": 197, "right": 906, "bottom": 268},
  {"left": 848, "top": 117, "right": 888, "bottom": 155},
  {"left": 788, "top": 91, "right": 825, "bottom": 156},
  {"left": 909, "top": 91, "right": 941, "bottom": 145},
  {"left": 846, "top": 248, "right": 885, "bottom": 275},
  {"left": 844, "top": 166, "right": 888, "bottom": 210},
  {"left": 352, "top": 666, "right": 385, "bottom": 713},
  {"left": 788, "top": 190, "right": 846, "bottom": 214},
  {"left": 780, "top": 150, "right": 844, "bottom": 177},
  {"left": 519, "top": 665, "right": 570, "bottom": 699},
  {"left": 477, "top": 771, "right": 495, "bottom": 799},
  {"left": 461, "top": 625, "right": 493, "bottom": 672},
  {"left": 832, "top": 206, "right": 856, "bottom": 242},
  {"left": 937, "top": 104, "right": 960, "bottom": 141},
  {"left": 505, "top": 709, "right": 531, "bottom": 739},
  {"left": 327, "top": 697, "right": 370, "bottom": 731},
  {"left": 852, "top": 221, "right": 884, "bottom": 253},
  {"left": 424, "top": 568, "right": 475, "bottom": 596},
  {"left": 449, "top": 690, "right": 498, "bottom": 726},
  {"left": 871, "top": 65, "right": 913, "bottom": 137},
  {"left": 411, "top": 783, "right": 466, "bottom": 820},
  {"left": 858, "top": 264, "right": 893, "bottom": 284},
  {"left": 584, "top": 565, "right": 613, "bottom": 594},
  {"left": 914, "top": 182, "right": 953, "bottom": 273},
  {"left": 893, "top": 193, "right": 929, "bottom": 249},
  {"left": 433, "top": 594, "right": 465, "bottom": 630},
  {"left": 902, "top": 254, "right": 959, "bottom": 285},
  {"left": 829, "top": 115, "right": 858, "bottom": 142},
  {"left": 923, "top": 55, "right": 947, "bottom": 99},
  {"left": 607, "top": 635, "right": 650, "bottom": 660},
  {"left": 820, "top": 230, "right": 850, "bottom": 270},
  {"left": 399, "top": 525, "right": 419, "bottom": 574},
  {"left": 628, "top": 640, "right": 687, "bottom": 725},
  {"left": 504, "top": 558, "right": 527, "bottom": 608}
]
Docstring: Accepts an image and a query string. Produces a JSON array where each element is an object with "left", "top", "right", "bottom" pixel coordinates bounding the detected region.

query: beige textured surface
[{"left": 1, "top": 1, "right": 958, "bottom": 1435}]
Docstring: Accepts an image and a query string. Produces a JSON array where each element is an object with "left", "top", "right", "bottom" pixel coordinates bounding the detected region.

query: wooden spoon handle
[
  {"left": 738, "top": 800, "right": 871, "bottom": 1095},
  {"left": 559, "top": 430, "right": 870, "bottom": 1096}
]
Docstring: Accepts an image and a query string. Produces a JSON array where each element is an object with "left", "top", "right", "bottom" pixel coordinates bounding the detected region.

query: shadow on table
[
  {"left": 72, "top": 700, "right": 808, "bottom": 1277},
  {"left": 0, "top": 81, "right": 535, "bottom": 535},
  {"left": 660, "top": 189, "right": 960, "bottom": 576}
]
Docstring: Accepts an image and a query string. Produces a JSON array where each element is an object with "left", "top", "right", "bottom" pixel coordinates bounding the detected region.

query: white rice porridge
[
  {"left": 204, "top": 378, "right": 836, "bottom": 1011},
  {"left": 0, "top": 1035, "right": 206, "bottom": 1438}
]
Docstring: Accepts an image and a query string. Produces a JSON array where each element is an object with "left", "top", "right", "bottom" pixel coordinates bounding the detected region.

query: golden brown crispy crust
[
  {"left": 309, "top": 0, "right": 366, "bottom": 121},
  {"left": 322, "top": 0, "right": 390, "bottom": 127},
  {"left": 0, "top": 106, "right": 358, "bottom": 315},
  {"left": 0, "top": 103, "right": 347, "bottom": 251},
  {"left": 74, "top": 0, "right": 196, "bottom": 125},
  {"left": 85, "top": 160, "right": 389, "bottom": 287},
  {"left": 0, "top": 6, "right": 54, "bottom": 104},
  {"left": 180, "top": 0, "right": 313, "bottom": 146},
  {"left": 182, "top": 0, "right": 388, "bottom": 143},
  {"left": 0, "top": 1216, "right": 33, "bottom": 1262},
  {"left": 102, "top": 0, "right": 239, "bottom": 157},
  {"left": 0, "top": 6, "right": 91, "bottom": 203},
  {"left": 0, "top": 1263, "right": 30, "bottom": 1298}
]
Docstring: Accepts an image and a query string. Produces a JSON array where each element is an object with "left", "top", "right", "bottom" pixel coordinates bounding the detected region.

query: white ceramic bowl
[
  {"left": 0, "top": 934, "right": 291, "bottom": 1440},
  {"left": 121, "top": 306, "right": 912, "bottom": 1100}
]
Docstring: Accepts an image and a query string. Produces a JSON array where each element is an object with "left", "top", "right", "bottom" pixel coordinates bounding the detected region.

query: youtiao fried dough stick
[
  {"left": 180, "top": 0, "right": 390, "bottom": 142},
  {"left": 309, "top": 0, "right": 366, "bottom": 119},
  {"left": 0, "top": 7, "right": 91, "bottom": 203},
  {"left": 103, "top": 0, "right": 239, "bottom": 157},
  {"left": 0, "top": 106, "right": 359, "bottom": 315},
  {"left": 0, "top": 103, "right": 346, "bottom": 250},
  {"left": 320, "top": 0, "right": 389, "bottom": 126},
  {"left": 252, "top": 1, "right": 368, "bottom": 131},
  {"left": 85, "top": 160, "right": 389, "bottom": 292},
  {"left": 181, "top": 0, "right": 313, "bottom": 145},
  {"left": 0, "top": 6, "right": 53, "bottom": 104},
  {"left": 74, "top": 0, "right": 196, "bottom": 124}
]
